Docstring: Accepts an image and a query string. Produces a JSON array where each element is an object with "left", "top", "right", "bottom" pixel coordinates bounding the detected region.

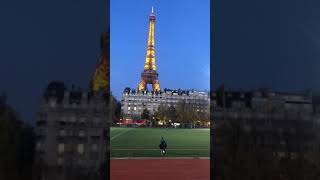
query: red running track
[{"left": 111, "top": 158, "right": 210, "bottom": 180}]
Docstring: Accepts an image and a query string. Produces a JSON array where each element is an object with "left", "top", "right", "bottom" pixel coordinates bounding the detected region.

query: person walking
[{"left": 159, "top": 137, "right": 167, "bottom": 156}]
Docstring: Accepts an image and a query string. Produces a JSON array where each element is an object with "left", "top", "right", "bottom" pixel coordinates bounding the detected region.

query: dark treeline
[
  {"left": 212, "top": 118, "right": 320, "bottom": 180},
  {"left": 153, "top": 100, "right": 210, "bottom": 127},
  {"left": 0, "top": 94, "right": 36, "bottom": 180},
  {"left": 0, "top": 93, "right": 110, "bottom": 180},
  {"left": 110, "top": 93, "right": 121, "bottom": 123}
]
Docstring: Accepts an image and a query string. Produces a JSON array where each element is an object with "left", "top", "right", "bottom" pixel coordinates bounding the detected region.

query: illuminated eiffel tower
[
  {"left": 138, "top": 7, "right": 160, "bottom": 92},
  {"left": 91, "top": 30, "right": 110, "bottom": 92}
]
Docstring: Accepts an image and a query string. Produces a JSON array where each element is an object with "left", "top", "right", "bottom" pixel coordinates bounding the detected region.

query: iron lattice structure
[
  {"left": 91, "top": 30, "right": 110, "bottom": 92},
  {"left": 138, "top": 7, "right": 160, "bottom": 92}
]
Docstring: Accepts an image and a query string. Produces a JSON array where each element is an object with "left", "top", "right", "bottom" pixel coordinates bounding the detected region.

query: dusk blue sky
[
  {"left": 111, "top": 0, "right": 210, "bottom": 99},
  {"left": 2, "top": 0, "right": 320, "bottom": 125},
  {"left": 213, "top": 0, "right": 320, "bottom": 92},
  {"left": 0, "top": 0, "right": 106, "bottom": 124}
]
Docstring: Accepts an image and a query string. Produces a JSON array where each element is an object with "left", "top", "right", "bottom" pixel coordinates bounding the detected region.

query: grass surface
[{"left": 111, "top": 127, "right": 210, "bottom": 157}]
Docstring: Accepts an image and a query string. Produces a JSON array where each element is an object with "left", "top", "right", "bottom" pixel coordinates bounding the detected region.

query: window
[
  {"left": 65, "top": 143, "right": 72, "bottom": 152},
  {"left": 79, "top": 117, "right": 86, "bottom": 123},
  {"left": 39, "top": 113, "right": 47, "bottom": 121},
  {"left": 78, "top": 130, "right": 85, "bottom": 137},
  {"left": 57, "top": 157, "right": 63, "bottom": 166},
  {"left": 94, "top": 117, "right": 101, "bottom": 123},
  {"left": 37, "top": 128, "right": 47, "bottom": 136},
  {"left": 128, "top": 107, "right": 131, "bottom": 110},
  {"left": 90, "top": 152, "right": 98, "bottom": 160},
  {"left": 91, "top": 136, "right": 100, "bottom": 143},
  {"left": 59, "top": 129, "right": 66, "bottom": 137},
  {"left": 91, "top": 144, "right": 98, "bottom": 152},
  {"left": 68, "top": 130, "right": 74, "bottom": 136},
  {"left": 77, "top": 144, "right": 84, "bottom": 155},
  {"left": 36, "top": 141, "right": 42, "bottom": 149},
  {"left": 50, "top": 101, "right": 56, "bottom": 107},
  {"left": 134, "top": 107, "right": 137, "bottom": 111},
  {"left": 58, "top": 143, "right": 64, "bottom": 154},
  {"left": 70, "top": 116, "right": 76, "bottom": 122},
  {"left": 59, "top": 116, "right": 67, "bottom": 125}
]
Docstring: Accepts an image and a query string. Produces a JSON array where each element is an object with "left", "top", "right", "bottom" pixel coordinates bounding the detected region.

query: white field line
[
  {"left": 112, "top": 148, "right": 209, "bottom": 151},
  {"left": 111, "top": 129, "right": 131, "bottom": 141},
  {"left": 111, "top": 157, "right": 210, "bottom": 160}
]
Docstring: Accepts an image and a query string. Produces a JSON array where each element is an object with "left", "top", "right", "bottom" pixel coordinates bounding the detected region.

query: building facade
[
  {"left": 212, "top": 88, "right": 315, "bottom": 129},
  {"left": 35, "top": 32, "right": 110, "bottom": 180},
  {"left": 119, "top": 8, "right": 210, "bottom": 119},
  {"left": 121, "top": 88, "right": 210, "bottom": 118},
  {"left": 212, "top": 87, "right": 319, "bottom": 159},
  {"left": 36, "top": 84, "right": 109, "bottom": 179}
]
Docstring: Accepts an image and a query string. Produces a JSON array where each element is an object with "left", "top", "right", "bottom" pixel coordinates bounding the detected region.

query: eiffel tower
[
  {"left": 90, "top": 30, "right": 110, "bottom": 92},
  {"left": 138, "top": 7, "right": 160, "bottom": 92}
]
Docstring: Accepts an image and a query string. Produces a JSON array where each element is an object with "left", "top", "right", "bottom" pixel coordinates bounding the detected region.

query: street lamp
[{"left": 152, "top": 116, "right": 155, "bottom": 127}]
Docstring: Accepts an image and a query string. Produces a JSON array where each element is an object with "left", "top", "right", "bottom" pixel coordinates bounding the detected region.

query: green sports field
[{"left": 111, "top": 127, "right": 210, "bottom": 157}]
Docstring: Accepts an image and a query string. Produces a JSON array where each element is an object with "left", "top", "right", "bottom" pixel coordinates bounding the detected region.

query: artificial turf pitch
[{"left": 111, "top": 127, "right": 210, "bottom": 157}]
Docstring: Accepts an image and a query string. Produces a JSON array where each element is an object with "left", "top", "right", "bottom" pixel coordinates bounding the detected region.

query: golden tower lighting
[
  {"left": 138, "top": 7, "right": 160, "bottom": 92},
  {"left": 91, "top": 30, "right": 110, "bottom": 92}
]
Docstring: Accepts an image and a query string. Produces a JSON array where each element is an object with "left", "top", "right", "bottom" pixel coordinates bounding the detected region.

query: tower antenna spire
[{"left": 138, "top": 6, "right": 160, "bottom": 92}]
